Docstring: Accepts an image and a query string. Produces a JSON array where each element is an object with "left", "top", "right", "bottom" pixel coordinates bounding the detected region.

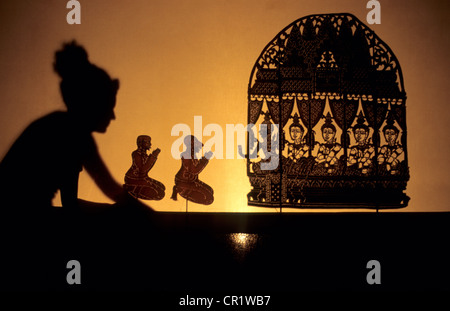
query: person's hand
[
  {"left": 204, "top": 151, "right": 214, "bottom": 160},
  {"left": 152, "top": 148, "right": 161, "bottom": 157}
]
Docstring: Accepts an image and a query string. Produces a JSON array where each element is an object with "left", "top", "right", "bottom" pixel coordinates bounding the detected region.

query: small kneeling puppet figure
[
  {"left": 124, "top": 135, "right": 165, "bottom": 200},
  {"left": 171, "top": 135, "right": 214, "bottom": 205}
]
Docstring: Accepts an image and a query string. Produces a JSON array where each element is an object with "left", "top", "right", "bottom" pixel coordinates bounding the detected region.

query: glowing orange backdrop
[{"left": 0, "top": 0, "right": 449, "bottom": 212}]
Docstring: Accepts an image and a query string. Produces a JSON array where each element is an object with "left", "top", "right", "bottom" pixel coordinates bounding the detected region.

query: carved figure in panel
[
  {"left": 285, "top": 113, "right": 309, "bottom": 163},
  {"left": 347, "top": 112, "right": 375, "bottom": 175},
  {"left": 250, "top": 111, "right": 280, "bottom": 174},
  {"left": 314, "top": 112, "right": 343, "bottom": 175},
  {"left": 378, "top": 114, "right": 404, "bottom": 175}
]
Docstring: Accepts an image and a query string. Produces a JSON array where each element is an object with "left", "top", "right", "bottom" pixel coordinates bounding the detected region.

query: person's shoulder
[
  {"left": 27, "top": 111, "right": 69, "bottom": 130},
  {"left": 13, "top": 111, "right": 67, "bottom": 142},
  {"left": 131, "top": 149, "right": 142, "bottom": 157}
]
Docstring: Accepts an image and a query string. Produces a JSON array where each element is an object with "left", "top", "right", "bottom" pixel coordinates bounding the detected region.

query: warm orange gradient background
[{"left": 0, "top": 0, "right": 449, "bottom": 212}]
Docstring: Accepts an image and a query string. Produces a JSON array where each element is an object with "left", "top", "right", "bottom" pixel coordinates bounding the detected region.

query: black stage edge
[{"left": 1, "top": 209, "right": 449, "bottom": 293}]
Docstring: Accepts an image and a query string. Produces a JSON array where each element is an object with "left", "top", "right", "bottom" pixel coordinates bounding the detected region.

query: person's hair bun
[{"left": 53, "top": 41, "right": 90, "bottom": 79}]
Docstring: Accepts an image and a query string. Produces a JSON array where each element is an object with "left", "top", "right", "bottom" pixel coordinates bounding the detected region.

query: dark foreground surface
[{"left": 1, "top": 205, "right": 449, "bottom": 295}]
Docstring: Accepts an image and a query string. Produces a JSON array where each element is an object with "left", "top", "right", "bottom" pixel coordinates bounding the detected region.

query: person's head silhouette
[{"left": 54, "top": 41, "right": 119, "bottom": 133}]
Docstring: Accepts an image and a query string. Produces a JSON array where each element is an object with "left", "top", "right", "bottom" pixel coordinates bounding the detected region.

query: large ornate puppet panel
[{"left": 247, "top": 13, "right": 409, "bottom": 209}]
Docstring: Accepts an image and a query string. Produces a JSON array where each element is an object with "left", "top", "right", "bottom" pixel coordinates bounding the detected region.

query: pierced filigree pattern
[{"left": 247, "top": 13, "right": 409, "bottom": 209}]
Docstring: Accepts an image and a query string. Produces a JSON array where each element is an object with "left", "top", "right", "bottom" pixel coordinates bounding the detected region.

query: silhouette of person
[
  {"left": 0, "top": 41, "right": 129, "bottom": 213},
  {"left": 170, "top": 135, "right": 214, "bottom": 205},
  {"left": 124, "top": 135, "right": 165, "bottom": 200}
]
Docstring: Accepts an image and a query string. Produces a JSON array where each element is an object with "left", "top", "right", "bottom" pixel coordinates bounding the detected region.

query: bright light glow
[{"left": 229, "top": 233, "right": 258, "bottom": 251}]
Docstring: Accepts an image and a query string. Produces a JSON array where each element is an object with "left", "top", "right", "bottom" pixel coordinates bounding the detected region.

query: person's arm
[
  {"left": 326, "top": 150, "right": 335, "bottom": 164},
  {"left": 348, "top": 148, "right": 357, "bottom": 165},
  {"left": 132, "top": 150, "right": 157, "bottom": 174},
  {"left": 83, "top": 143, "right": 124, "bottom": 202},
  {"left": 316, "top": 145, "right": 326, "bottom": 163},
  {"left": 362, "top": 146, "right": 375, "bottom": 166},
  {"left": 387, "top": 147, "right": 403, "bottom": 164},
  {"left": 378, "top": 146, "right": 387, "bottom": 164},
  {"left": 60, "top": 169, "right": 80, "bottom": 209},
  {"left": 328, "top": 145, "right": 342, "bottom": 165},
  {"left": 182, "top": 157, "right": 209, "bottom": 175}
]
